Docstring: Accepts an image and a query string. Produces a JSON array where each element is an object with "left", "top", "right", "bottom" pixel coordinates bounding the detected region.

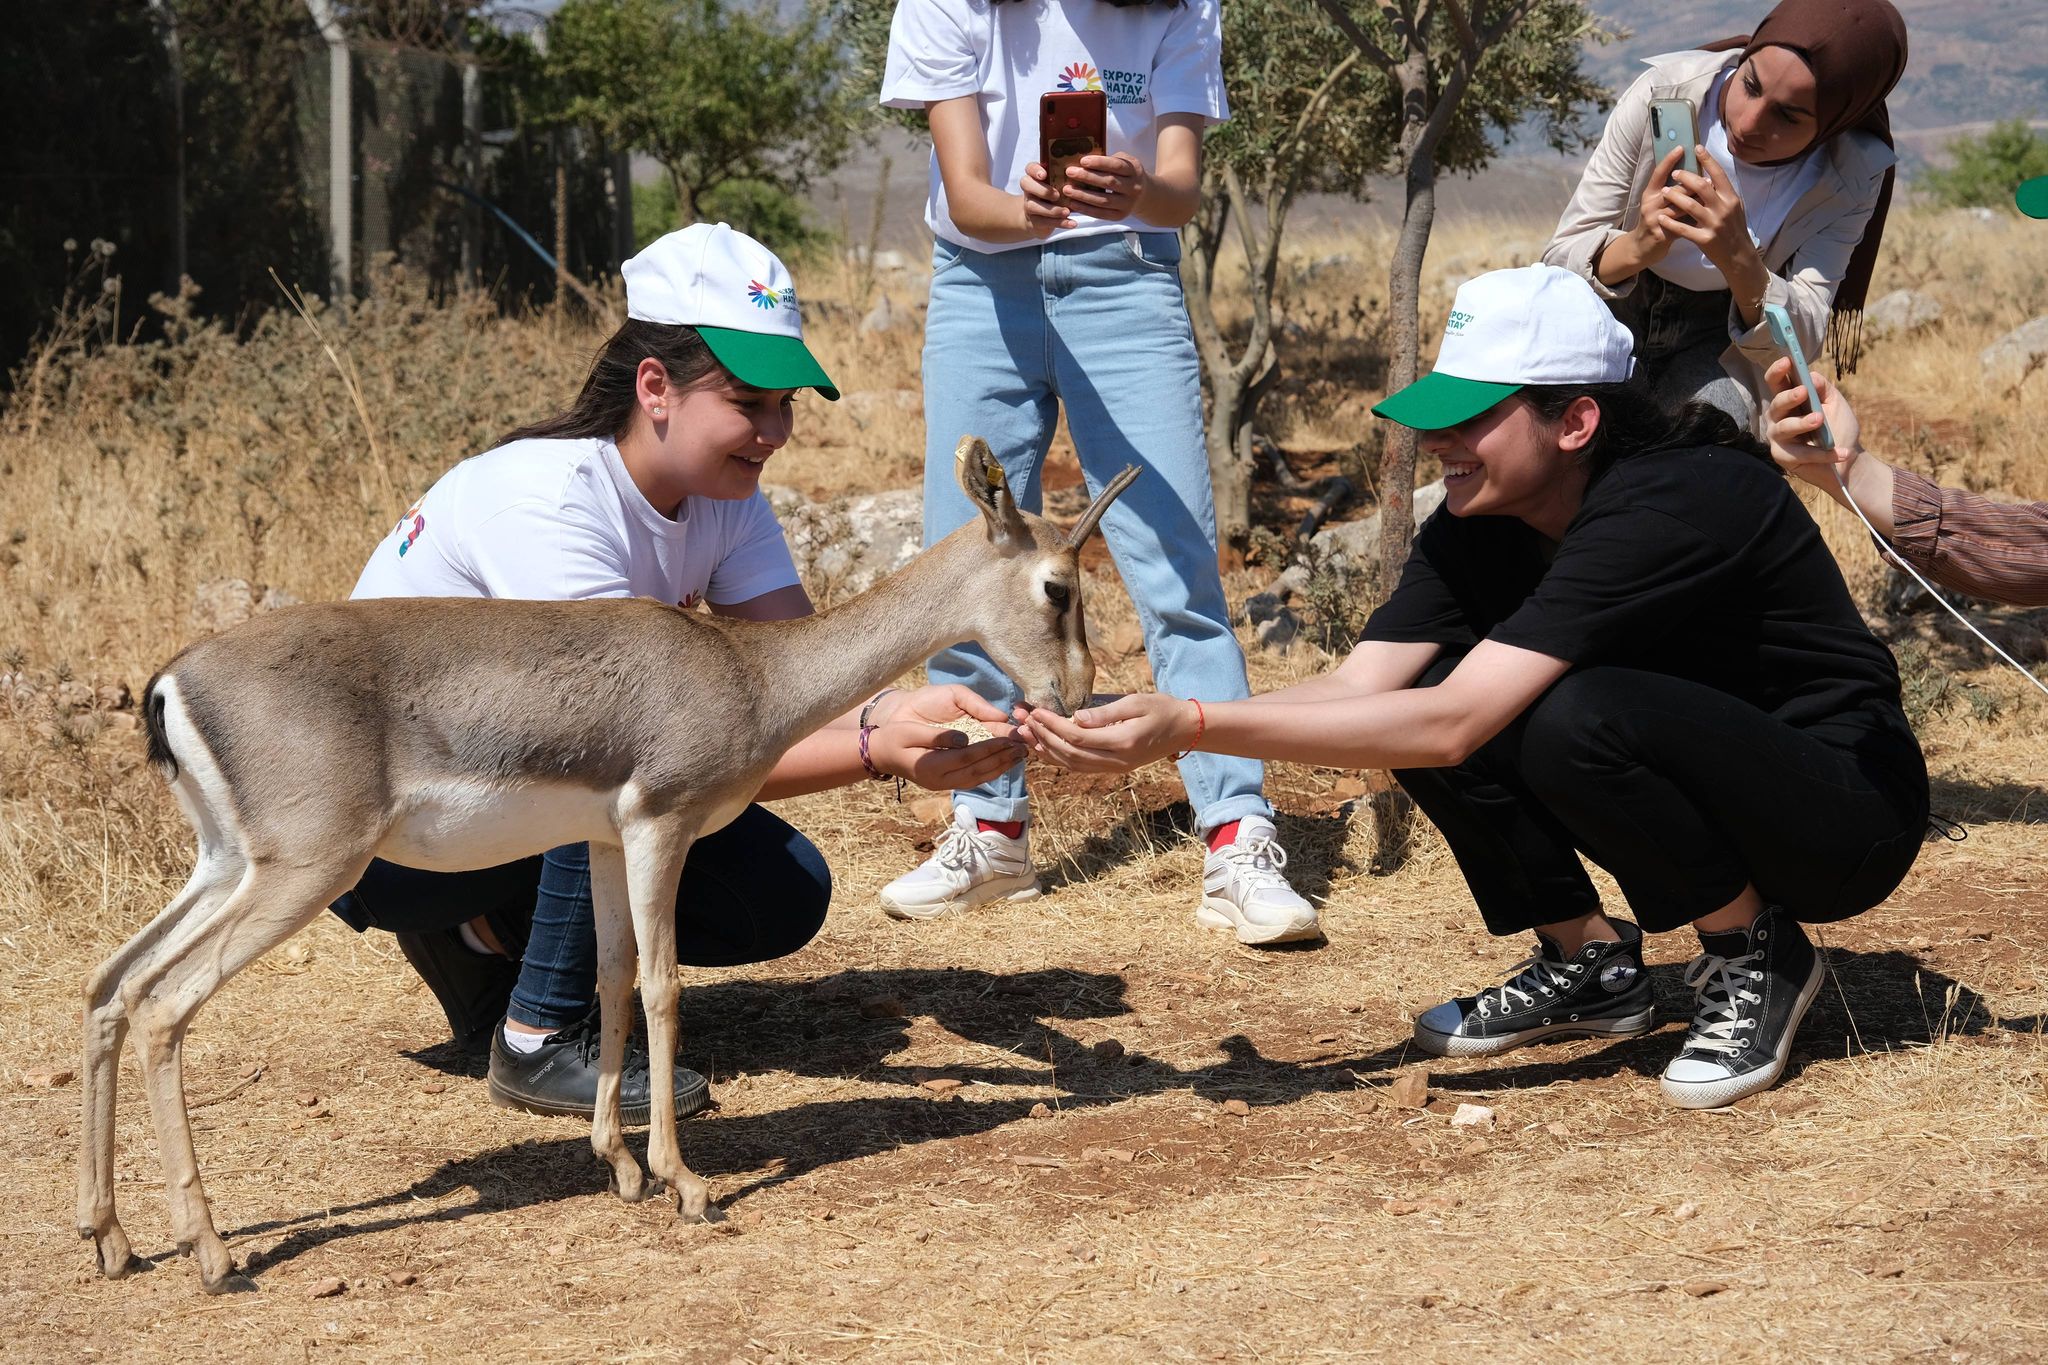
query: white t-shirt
[
  {"left": 1650, "top": 63, "right": 1825, "bottom": 295},
  {"left": 351, "top": 436, "right": 801, "bottom": 609},
  {"left": 880, "top": 0, "right": 1229, "bottom": 254}
]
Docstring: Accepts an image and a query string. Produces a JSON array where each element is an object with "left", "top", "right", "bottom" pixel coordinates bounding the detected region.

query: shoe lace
[
  {"left": 1473, "top": 952, "right": 1581, "bottom": 1020},
  {"left": 1215, "top": 831, "right": 1291, "bottom": 894},
  {"left": 934, "top": 818, "right": 987, "bottom": 873},
  {"left": 1680, "top": 950, "right": 1765, "bottom": 1056},
  {"left": 551, "top": 1011, "right": 652, "bottom": 1081}
]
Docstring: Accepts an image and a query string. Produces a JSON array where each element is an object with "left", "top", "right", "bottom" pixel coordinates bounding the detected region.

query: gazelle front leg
[
  {"left": 621, "top": 817, "right": 719, "bottom": 1223},
  {"left": 585, "top": 842, "right": 648, "bottom": 1203}
]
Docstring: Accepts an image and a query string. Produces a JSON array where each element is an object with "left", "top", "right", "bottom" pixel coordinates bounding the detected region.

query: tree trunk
[
  {"left": 669, "top": 166, "right": 698, "bottom": 228},
  {"left": 553, "top": 130, "right": 570, "bottom": 314},
  {"left": 1183, "top": 188, "right": 1258, "bottom": 567},
  {"left": 1376, "top": 60, "right": 1438, "bottom": 579}
]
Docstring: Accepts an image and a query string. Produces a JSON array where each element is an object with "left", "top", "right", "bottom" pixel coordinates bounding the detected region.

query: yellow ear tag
[{"left": 984, "top": 462, "right": 1007, "bottom": 491}]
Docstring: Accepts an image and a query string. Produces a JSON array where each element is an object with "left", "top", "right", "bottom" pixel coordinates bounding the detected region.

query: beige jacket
[{"left": 1541, "top": 49, "right": 1895, "bottom": 414}]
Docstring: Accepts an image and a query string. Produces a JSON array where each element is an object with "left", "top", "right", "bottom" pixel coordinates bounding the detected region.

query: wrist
[{"left": 1171, "top": 697, "right": 1206, "bottom": 759}]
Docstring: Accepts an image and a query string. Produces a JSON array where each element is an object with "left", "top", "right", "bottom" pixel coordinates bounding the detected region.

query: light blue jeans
[{"left": 920, "top": 230, "right": 1270, "bottom": 831}]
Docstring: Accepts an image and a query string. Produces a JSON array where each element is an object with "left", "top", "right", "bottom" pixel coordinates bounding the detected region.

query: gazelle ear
[{"left": 954, "top": 435, "right": 1029, "bottom": 546}]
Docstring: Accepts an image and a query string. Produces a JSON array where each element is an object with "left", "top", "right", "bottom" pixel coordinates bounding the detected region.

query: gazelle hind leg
[
  {"left": 76, "top": 850, "right": 243, "bottom": 1279},
  {"left": 122, "top": 855, "right": 369, "bottom": 1292},
  {"left": 622, "top": 819, "right": 717, "bottom": 1222},
  {"left": 585, "top": 843, "right": 648, "bottom": 1202}
]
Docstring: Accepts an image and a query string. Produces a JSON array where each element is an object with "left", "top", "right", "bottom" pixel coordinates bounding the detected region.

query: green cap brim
[
  {"left": 2018, "top": 177, "right": 2048, "bottom": 220},
  {"left": 1371, "top": 371, "right": 1523, "bottom": 431},
  {"left": 696, "top": 325, "right": 840, "bottom": 400}
]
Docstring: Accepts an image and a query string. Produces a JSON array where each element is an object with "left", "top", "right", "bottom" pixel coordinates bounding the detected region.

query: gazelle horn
[{"left": 1065, "top": 464, "right": 1141, "bottom": 549}]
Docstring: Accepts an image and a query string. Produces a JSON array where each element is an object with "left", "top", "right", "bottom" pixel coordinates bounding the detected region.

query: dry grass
[{"left": 2, "top": 212, "right": 2046, "bottom": 1361}]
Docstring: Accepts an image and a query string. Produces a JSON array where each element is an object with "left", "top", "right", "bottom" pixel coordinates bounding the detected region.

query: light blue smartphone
[
  {"left": 1763, "top": 303, "right": 1838, "bottom": 452},
  {"left": 1649, "top": 98, "right": 1700, "bottom": 181}
]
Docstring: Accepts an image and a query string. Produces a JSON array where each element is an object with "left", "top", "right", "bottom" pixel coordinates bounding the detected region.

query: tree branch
[{"left": 1310, "top": 0, "right": 1400, "bottom": 73}]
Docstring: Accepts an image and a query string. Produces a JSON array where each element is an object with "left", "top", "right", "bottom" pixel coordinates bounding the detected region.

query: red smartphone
[{"left": 1039, "top": 90, "right": 1108, "bottom": 205}]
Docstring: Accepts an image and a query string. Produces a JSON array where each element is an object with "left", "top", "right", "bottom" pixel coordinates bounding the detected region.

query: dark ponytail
[
  {"left": 1517, "top": 377, "right": 1773, "bottom": 484},
  {"left": 497, "top": 319, "right": 726, "bottom": 447}
]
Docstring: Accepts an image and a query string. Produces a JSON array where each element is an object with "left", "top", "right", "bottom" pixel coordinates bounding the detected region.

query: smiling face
[
  {"left": 622, "top": 356, "right": 798, "bottom": 513},
  {"left": 1721, "top": 45, "right": 1821, "bottom": 165},
  {"left": 1420, "top": 394, "right": 1600, "bottom": 538}
]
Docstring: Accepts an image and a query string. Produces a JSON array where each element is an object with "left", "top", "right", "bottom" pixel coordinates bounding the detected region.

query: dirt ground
[{"left": 4, "top": 743, "right": 2045, "bottom": 1362}]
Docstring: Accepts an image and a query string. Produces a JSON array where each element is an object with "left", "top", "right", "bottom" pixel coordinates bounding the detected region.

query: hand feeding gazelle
[{"left": 78, "top": 438, "right": 1135, "bottom": 1293}]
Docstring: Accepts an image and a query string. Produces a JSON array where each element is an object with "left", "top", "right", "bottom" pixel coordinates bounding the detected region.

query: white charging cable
[{"left": 1830, "top": 464, "right": 2048, "bottom": 702}]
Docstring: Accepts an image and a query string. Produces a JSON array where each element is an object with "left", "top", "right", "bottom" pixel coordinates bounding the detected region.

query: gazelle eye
[{"left": 1044, "top": 581, "right": 1071, "bottom": 612}]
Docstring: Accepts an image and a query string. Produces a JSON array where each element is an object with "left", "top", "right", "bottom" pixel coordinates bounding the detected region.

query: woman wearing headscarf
[{"left": 1543, "top": 0, "right": 1908, "bottom": 427}]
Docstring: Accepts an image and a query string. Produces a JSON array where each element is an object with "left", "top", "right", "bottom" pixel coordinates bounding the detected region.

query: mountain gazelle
[{"left": 79, "top": 438, "right": 1136, "bottom": 1293}]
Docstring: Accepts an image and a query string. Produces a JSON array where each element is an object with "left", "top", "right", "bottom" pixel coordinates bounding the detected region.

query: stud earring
[{"left": 653, "top": 406, "right": 666, "bottom": 418}]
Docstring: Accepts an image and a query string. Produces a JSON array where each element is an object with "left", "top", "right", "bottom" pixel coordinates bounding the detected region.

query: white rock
[
  {"left": 1450, "top": 1103, "right": 1495, "bottom": 1129},
  {"left": 1863, "top": 289, "right": 1941, "bottom": 341},
  {"left": 1981, "top": 316, "right": 2048, "bottom": 385},
  {"left": 859, "top": 295, "right": 902, "bottom": 334},
  {"left": 780, "top": 488, "right": 923, "bottom": 600},
  {"left": 189, "top": 578, "right": 256, "bottom": 635}
]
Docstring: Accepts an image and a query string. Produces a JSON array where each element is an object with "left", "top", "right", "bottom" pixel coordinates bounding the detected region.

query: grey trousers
[{"left": 1606, "top": 272, "right": 1753, "bottom": 430}]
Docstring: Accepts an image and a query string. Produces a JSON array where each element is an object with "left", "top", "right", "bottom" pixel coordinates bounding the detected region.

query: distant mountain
[{"left": 1584, "top": 0, "right": 2048, "bottom": 162}]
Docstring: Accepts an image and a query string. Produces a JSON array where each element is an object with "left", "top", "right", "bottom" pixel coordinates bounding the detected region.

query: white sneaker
[
  {"left": 1197, "top": 814, "right": 1322, "bottom": 946},
  {"left": 879, "top": 805, "right": 1041, "bottom": 921}
]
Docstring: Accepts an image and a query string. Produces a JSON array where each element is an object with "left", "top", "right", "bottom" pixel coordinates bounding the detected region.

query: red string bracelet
[
  {"left": 1171, "top": 697, "right": 1206, "bottom": 761},
  {"left": 857, "top": 721, "right": 906, "bottom": 800}
]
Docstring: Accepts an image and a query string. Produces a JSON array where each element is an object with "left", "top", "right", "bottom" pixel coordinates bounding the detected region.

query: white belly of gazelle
[{"left": 377, "top": 779, "right": 620, "bottom": 871}]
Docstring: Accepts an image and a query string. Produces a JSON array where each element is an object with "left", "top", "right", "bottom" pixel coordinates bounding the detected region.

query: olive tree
[{"left": 1311, "top": 0, "right": 1610, "bottom": 572}]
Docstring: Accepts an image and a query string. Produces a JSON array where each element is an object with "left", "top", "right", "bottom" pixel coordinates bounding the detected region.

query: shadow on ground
[{"left": 219, "top": 945, "right": 2042, "bottom": 1284}]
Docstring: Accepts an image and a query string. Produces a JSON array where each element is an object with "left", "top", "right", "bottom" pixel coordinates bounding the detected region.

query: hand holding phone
[
  {"left": 1040, "top": 90, "right": 1108, "bottom": 207},
  {"left": 1649, "top": 99, "right": 1700, "bottom": 183},
  {"left": 1762, "top": 303, "right": 1837, "bottom": 453}
]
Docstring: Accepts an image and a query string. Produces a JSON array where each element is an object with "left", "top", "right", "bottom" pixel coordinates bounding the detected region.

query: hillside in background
[{"left": 1586, "top": 0, "right": 2048, "bottom": 161}]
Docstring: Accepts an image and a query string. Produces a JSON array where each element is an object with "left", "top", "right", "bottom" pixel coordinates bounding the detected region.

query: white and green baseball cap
[
  {"left": 1373, "top": 264, "right": 1636, "bottom": 430},
  {"left": 622, "top": 222, "right": 840, "bottom": 400}
]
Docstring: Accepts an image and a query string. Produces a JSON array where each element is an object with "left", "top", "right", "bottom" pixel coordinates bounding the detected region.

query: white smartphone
[
  {"left": 1763, "top": 303, "right": 1837, "bottom": 452},
  {"left": 1649, "top": 98, "right": 1700, "bottom": 181}
]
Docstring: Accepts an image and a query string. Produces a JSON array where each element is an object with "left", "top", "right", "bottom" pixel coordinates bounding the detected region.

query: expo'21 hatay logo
[
  {"left": 1058, "top": 60, "right": 1143, "bottom": 103},
  {"left": 747, "top": 280, "right": 797, "bottom": 310}
]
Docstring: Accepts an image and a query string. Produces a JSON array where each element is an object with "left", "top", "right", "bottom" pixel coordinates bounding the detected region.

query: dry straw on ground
[{"left": 2, "top": 214, "right": 2045, "bottom": 1361}]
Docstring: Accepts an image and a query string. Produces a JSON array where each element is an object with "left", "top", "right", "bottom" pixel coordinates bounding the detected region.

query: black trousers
[
  {"left": 1392, "top": 660, "right": 1929, "bottom": 936},
  {"left": 330, "top": 804, "right": 832, "bottom": 1030}
]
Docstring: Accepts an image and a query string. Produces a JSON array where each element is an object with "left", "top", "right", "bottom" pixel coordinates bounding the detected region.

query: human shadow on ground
[{"left": 219, "top": 948, "right": 2038, "bottom": 1282}]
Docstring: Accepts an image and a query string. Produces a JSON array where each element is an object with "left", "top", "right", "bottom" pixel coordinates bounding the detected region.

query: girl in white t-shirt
[
  {"left": 332, "top": 224, "right": 1023, "bottom": 1122},
  {"left": 876, "top": 0, "right": 1317, "bottom": 946}
]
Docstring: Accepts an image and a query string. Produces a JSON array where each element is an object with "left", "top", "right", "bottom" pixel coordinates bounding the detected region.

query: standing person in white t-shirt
[
  {"left": 875, "top": 0, "right": 1319, "bottom": 946},
  {"left": 332, "top": 224, "right": 1026, "bottom": 1122}
]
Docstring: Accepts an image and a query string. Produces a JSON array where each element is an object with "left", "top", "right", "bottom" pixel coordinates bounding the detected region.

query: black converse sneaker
[
  {"left": 488, "top": 1008, "right": 712, "bottom": 1124},
  {"left": 1413, "top": 919, "right": 1656, "bottom": 1057},
  {"left": 1661, "top": 905, "right": 1824, "bottom": 1109}
]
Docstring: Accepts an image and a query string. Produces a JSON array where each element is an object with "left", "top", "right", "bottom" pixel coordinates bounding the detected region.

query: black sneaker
[
  {"left": 394, "top": 928, "right": 520, "bottom": 1055},
  {"left": 487, "top": 1008, "right": 712, "bottom": 1124},
  {"left": 1661, "top": 906, "right": 1823, "bottom": 1110},
  {"left": 1413, "top": 919, "right": 1656, "bottom": 1057}
]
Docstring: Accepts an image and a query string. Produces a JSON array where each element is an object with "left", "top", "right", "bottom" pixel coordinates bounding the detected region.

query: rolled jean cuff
[
  {"left": 1191, "top": 793, "right": 1273, "bottom": 834},
  {"left": 952, "top": 792, "right": 1032, "bottom": 825}
]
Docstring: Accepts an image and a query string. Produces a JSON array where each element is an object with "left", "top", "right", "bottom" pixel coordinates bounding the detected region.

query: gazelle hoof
[
  {"left": 672, "top": 1181, "right": 722, "bottom": 1224},
  {"left": 607, "top": 1165, "right": 652, "bottom": 1204},
  {"left": 90, "top": 1226, "right": 135, "bottom": 1280},
  {"left": 194, "top": 1236, "right": 237, "bottom": 1293}
]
